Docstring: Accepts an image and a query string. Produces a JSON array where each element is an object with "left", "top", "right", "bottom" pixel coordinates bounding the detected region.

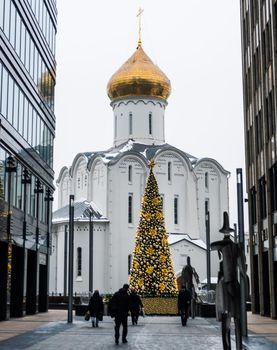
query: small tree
[{"left": 129, "top": 160, "right": 178, "bottom": 296}]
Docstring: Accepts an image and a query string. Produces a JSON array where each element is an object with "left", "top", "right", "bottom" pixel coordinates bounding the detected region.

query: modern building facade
[
  {"left": 240, "top": 0, "right": 277, "bottom": 318},
  {"left": 50, "top": 41, "right": 230, "bottom": 295},
  {"left": 0, "top": 0, "right": 57, "bottom": 320}
]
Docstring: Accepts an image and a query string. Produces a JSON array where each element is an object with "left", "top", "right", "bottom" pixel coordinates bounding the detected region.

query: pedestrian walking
[
  {"left": 178, "top": 285, "right": 191, "bottom": 326},
  {"left": 109, "top": 284, "right": 130, "bottom": 345},
  {"left": 88, "top": 290, "right": 104, "bottom": 328},
  {"left": 129, "top": 288, "right": 143, "bottom": 325}
]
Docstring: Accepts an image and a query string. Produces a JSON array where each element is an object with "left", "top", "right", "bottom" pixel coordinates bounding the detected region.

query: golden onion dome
[{"left": 107, "top": 44, "right": 171, "bottom": 101}]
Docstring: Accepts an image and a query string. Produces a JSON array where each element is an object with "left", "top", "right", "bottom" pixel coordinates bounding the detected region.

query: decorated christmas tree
[{"left": 129, "top": 160, "right": 178, "bottom": 296}]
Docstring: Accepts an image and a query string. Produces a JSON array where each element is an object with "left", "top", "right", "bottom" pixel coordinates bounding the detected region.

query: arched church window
[
  {"left": 205, "top": 172, "right": 209, "bottom": 189},
  {"left": 149, "top": 112, "right": 152, "bottom": 135},
  {"left": 174, "top": 195, "right": 178, "bottom": 225},
  {"left": 128, "top": 165, "right": 132, "bottom": 183},
  {"left": 129, "top": 112, "right": 133, "bottom": 135},
  {"left": 115, "top": 115, "right": 117, "bottom": 138},
  {"left": 128, "top": 254, "right": 132, "bottom": 275},
  {"left": 168, "top": 162, "right": 172, "bottom": 182},
  {"left": 128, "top": 194, "right": 133, "bottom": 223},
  {"left": 77, "top": 247, "right": 82, "bottom": 276}
]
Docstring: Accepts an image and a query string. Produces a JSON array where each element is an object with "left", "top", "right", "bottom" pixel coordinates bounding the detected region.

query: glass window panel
[
  {"left": 12, "top": 170, "right": 17, "bottom": 207},
  {"left": 50, "top": 133, "right": 53, "bottom": 168},
  {"left": 16, "top": 163, "right": 22, "bottom": 209},
  {"left": 13, "top": 83, "right": 19, "bottom": 130},
  {"left": 3, "top": 0, "right": 10, "bottom": 39},
  {"left": 15, "top": 13, "right": 21, "bottom": 56},
  {"left": 45, "top": 12, "right": 49, "bottom": 40},
  {"left": 51, "top": 78, "right": 54, "bottom": 110},
  {"left": 41, "top": 121, "right": 44, "bottom": 159},
  {"left": 18, "top": 91, "right": 24, "bottom": 135},
  {"left": 39, "top": 61, "right": 45, "bottom": 97},
  {"left": 20, "top": 25, "right": 26, "bottom": 63},
  {"left": 38, "top": 0, "right": 42, "bottom": 26},
  {"left": 34, "top": 47, "right": 38, "bottom": 84},
  {"left": 46, "top": 71, "right": 51, "bottom": 106},
  {"left": 46, "top": 14, "right": 50, "bottom": 45},
  {"left": 0, "top": 0, "right": 4, "bottom": 29},
  {"left": 10, "top": 2, "right": 16, "bottom": 48},
  {"left": 44, "top": 66, "right": 48, "bottom": 102},
  {"left": 37, "top": 55, "right": 42, "bottom": 86},
  {"left": 29, "top": 175, "right": 35, "bottom": 216},
  {"left": 41, "top": 184, "right": 45, "bottom": 222},
  {"left": 0, "top": 147, "right": 5, "bottom": 199},
  {"left": 44, "top": 127, "right": 48, "bottom": 164},
  {"left": 36, "top": 116, "right": 41, "bottom": 152},
  {"left": 23, "top": 97, "right": 29, "bottom": 140},
  {"left": 1, "top": 65, "right": 8, "bottom": 117},
  {"left": 43, "top": 5, "right": 47, "bottom": 37},
  {"left": 35, "top": 0, "right": 39, "bottom": 20},
  {"left": 53, "top": 30, "right": 56, "bottom": 55},
  {"left": 7, "top": 75, "right": 14, "bottom": 124},
  {"left": 32, "top": 110, "right": 37, "bottom": 147},
  {"left": 28, "top": 105, "right": 33, "bottom": 145},
  {"left": 29, "top": 40, "right": 34, "bottom": 79},
  {"left": 41, "top": 2, "right": 44, "bottom": 30},
  {"left": 49, "top": 24, "right": 53, "bottom": 52},
  {"left": 25, "top": 30, "right": 30, "bottom": 72}
]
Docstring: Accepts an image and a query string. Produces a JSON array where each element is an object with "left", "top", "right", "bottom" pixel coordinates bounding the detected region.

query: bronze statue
[
  {"left": 211, "top": 212, "right": 247, "bottom": 350},
  {"left": 181, "top": 256, "right": 200, "bottom": 318}
]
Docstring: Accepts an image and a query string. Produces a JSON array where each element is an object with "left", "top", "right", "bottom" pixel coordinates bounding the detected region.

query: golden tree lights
[{"left": 129, "top": 160, "right": 178, "bottom": 296}]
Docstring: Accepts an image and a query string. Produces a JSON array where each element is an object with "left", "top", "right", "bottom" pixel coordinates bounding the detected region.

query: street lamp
[
  {"left": 21, "top": 168, "right": 31, "bottom": 316},
  {"left": 89, "top": 210, "right": 94, "bottom": 293},
  {"left": 236, "top": 168, "right": 248, "bottom": 337},
  {"left": 68, "top": 195, "right": 74, "bottom": 323},
  {"left": 205, "top": 210, "right": 211, "bottom": 292},
  {"left": 22, "top": 169, "right": 31, "bottom": 247},
  {"left": 5, "top": 155, "right": 17, "bottom": 320},
  {"left": 44, "top": 188, "right": 53, "bottom": 312},
  {"left": 34, "top": 179, "right": 43, "bottom": 250}
]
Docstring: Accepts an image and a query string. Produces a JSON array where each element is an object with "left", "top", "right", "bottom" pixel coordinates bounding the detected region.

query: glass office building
[
  {"left": 0, "top": 0, "right": 57, "bottom": 320},
  {"left": 240, "top": 0, "right": 277, "bottom": 318}
]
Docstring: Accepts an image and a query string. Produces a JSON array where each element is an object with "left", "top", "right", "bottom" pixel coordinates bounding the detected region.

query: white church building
[{"left": 49, "top": 41, "right": 230, "bottom": 295}]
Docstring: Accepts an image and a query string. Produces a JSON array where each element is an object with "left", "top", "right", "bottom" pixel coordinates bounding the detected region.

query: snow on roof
[
  {"left": 168, "top": 233, "right": 207, "bottom": 250},
  {"left": 119, "top": 139, "right": 134, "bottom": 153},
  {"left": 90, "top": 141, "right": 199, "bottom": 166},
  {"left": 53, "top": 199, "right": 109, "bottom": 224}
]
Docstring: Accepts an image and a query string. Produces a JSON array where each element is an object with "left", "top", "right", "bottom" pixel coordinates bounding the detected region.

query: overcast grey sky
[{"left": 54, "top": 0, "right": 247, "bottom": 228}]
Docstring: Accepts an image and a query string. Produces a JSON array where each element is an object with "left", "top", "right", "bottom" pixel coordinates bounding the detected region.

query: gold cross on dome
[
  {"left": 137, "top": 7, "right": 144, "bottom": 47},
  {"left": 148, "top": 159, "right": 156, "bottom": 169}
]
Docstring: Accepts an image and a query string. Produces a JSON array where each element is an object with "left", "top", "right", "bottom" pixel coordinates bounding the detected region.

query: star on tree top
[{"left": 148, "top": 159, "right": 156, "bottom": 170}]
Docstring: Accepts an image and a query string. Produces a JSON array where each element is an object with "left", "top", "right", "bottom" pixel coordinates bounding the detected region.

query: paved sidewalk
[{"left": 0, "top": 310, "right": 276, "bottom": 349}]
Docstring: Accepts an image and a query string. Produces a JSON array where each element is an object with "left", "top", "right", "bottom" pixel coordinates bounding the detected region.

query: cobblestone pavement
[{"left": 0, "top": 313, "right": 276, "bottom": 350}]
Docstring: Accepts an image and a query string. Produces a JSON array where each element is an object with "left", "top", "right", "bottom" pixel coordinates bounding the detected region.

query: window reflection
[
  {"left": 26, "top": 0, "right": 56, "bottom": 56},
  {"left": 2, "top": 0, "right": 56, "bottom": 111},
  {"left": 0, "top": 62, "right": 54, "bottom": 167}
]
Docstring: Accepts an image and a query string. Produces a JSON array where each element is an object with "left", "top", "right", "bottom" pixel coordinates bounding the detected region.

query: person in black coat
[
  {"left": 88, "top": 290, "right": 104, "bottom": 327},
  {"left": 129, "top": 288, "right": 143, "bottom": 325},
  {"left": 178, "top": 285, "right": 191, "bottom": 326},
  {"left": 110, "top": 284, "right": 130, "bottom": 345}
]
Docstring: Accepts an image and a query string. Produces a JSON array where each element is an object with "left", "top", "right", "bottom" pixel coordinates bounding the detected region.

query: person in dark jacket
[
  {"left": 88, "top": 290, "right": 104, "bottom": 327},
  {"left": 178, "top": 285, "right": 191, "bottom": 326},
  {"left": 129, "top": 288, "right": 143, "bottom": 325},
  {"left": 110, "top": 284, "right": 130, "bottom": 345}
]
